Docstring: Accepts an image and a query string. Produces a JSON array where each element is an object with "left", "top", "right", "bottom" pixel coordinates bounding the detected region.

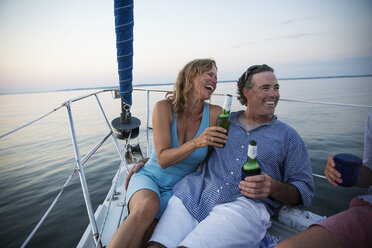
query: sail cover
[{"left": 114, "top": 0, "right": 134, "bottom": 105}]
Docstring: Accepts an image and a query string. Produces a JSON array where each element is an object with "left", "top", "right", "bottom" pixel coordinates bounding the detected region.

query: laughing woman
[{"left": 108, "top": 58, "right": 228, "bottom": 248}]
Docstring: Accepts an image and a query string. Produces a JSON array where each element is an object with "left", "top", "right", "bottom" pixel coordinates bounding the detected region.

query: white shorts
[{"left": 149, "top": 195, "right": 271, "bottom": 248}]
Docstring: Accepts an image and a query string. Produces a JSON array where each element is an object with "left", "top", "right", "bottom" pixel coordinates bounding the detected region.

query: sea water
[{"left": 0, "top": 76, "right": 371, "bottom": 247}]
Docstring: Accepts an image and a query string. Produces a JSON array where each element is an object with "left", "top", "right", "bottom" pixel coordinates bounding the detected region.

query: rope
[
  {"left": 280, "top": 98, "right": 372, "bottom": 108},
  {"left": 0, "top": 90, "right": 114, "bottom": 140},
  {"left": 0, "top": 104, "right": 64, "bottom": 139},
  {"left": 21, "top": 169, "right": 76, "bottom": 248}
]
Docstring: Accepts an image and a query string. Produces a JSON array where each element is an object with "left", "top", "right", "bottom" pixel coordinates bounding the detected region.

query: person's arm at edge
[
  {"left": 325, "top": 156, "right": 372, "bottom": 188},
  {"left": 356, "top": 164, "right": 372, "bottom": 188}
]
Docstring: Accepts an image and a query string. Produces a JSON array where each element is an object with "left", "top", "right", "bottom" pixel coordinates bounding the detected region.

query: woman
[{"left": 108, "top": 58, "right": 227, "bottom": 248}]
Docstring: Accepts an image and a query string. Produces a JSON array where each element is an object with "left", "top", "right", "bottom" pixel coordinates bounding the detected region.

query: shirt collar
[{"left": 231, "top": 110, "right": 278, "bottom": 131}]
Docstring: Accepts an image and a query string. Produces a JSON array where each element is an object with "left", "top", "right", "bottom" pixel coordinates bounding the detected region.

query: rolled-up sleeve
[{"left": 284, "top": 132, "right": 315, "bottom": 208}]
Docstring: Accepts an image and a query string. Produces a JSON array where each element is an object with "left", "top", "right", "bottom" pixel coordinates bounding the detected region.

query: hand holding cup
[{"left": 325, "top": 154, "right": 362, "bottom": 187}]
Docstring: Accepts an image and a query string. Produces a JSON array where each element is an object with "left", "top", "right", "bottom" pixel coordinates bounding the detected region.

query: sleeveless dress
[{"left": 126, "top": 103, "right": 210, "bottom": 218}]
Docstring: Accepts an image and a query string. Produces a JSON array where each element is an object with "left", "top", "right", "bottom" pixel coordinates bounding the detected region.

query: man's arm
[
  {"left": 356, "top": 164, "right": 372, "bottom": 188},
  {"left": 269, "top": 176, "right": 302, "bottom": 205}
]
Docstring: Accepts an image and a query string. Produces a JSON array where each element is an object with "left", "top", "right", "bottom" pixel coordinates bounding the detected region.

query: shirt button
[
  {"left": 226, "top": 183, "right": 229, "bottom": 186},
  {"left": 241, "top": 145, "right": 244, "bottom": 149},
  {"left": 217, "top": 190, "right": 220, "bottom": 193},
  {"left": 236, "top": 158, "right": 239, "bottom": 161},
  {"left": 220, "top": 186, "right": 223, "bottom": 189},
  {"left": 231, "top": 171, "right": 234, "bottom": 175},
  {"left": 247, "top": 132, "right": 249, "bottom": 135}
]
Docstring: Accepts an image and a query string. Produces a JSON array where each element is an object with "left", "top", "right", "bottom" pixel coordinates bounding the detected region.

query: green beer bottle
[
  {"left": 241, "top": 140, "right": 261, "bottom": 180},
  {"left": 216, "top": 94, "right": 232, "bottom": 147}
]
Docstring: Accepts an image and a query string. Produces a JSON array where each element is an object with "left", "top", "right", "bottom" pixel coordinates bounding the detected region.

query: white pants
[{"left": 149, "top": 196, "right": 271, "bottom": 248}]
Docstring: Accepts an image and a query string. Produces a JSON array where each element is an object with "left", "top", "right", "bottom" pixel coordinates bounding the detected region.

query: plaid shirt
[{"left": 173, "top": 111, "right": 315, "bottom": 222}]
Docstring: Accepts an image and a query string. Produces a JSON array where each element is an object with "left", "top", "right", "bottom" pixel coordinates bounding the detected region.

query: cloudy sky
[{"left": 0, "top": 0, "right": 371, "bottom": 92}]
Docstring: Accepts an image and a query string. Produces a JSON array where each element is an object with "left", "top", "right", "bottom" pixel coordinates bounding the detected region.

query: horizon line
[{"left": 1, "top": 74, "right": 371, "bottom": 95}]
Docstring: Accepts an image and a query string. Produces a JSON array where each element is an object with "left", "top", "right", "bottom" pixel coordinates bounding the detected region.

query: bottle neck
[
  {"left": 222, "top": 95, "right": 232, "bottom": 112},
  {"left": 221, "top": 108, "right": 230, "bottom": 115},
  {"left": 247, "top": 144, "right": 257, "bottom": 159}
]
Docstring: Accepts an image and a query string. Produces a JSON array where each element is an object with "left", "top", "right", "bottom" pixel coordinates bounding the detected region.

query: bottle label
[
  {"left": 248, "top": 145, "right": 257, "bottom": 159},
  {"left": 223, "top": 94, "right": 232, "bottom": 112}
]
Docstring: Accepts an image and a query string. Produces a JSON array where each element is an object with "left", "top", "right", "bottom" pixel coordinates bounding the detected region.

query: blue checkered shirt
[{"left": 173, "top": 111, "right": 315, "bottom": 222}]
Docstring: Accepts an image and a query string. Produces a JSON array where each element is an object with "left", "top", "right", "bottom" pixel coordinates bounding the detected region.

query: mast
[{"left": 112, "top": 0, "right": 140, "bottom": 139}]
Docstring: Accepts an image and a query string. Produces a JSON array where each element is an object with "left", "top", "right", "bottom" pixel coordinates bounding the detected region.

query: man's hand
[
  {"left": 238, "top": 173, "right": 272, "bottom": 198},
  {"left": 239, "top": 172, "right": 302, "bottom": 205}
]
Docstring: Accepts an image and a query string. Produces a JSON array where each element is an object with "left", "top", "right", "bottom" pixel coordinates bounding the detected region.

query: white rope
[{"left": 312, "top": 173, "right": 326, "bottom": 179}]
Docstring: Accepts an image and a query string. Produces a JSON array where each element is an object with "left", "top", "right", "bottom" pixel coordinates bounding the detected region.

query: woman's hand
[
  {"left": 324, "top": 156, "right": 342, "bottom": 187},
  {"left": 125, "top": 158, "right": 148, "bottom": 190},
  {"left": 193, "top": 126, "right": 228, "bottom": 148}
]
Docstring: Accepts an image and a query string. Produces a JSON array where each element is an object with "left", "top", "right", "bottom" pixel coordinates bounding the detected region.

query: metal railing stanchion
[{"left": 65, "top": 101, "right": 102, "bottom": 248}]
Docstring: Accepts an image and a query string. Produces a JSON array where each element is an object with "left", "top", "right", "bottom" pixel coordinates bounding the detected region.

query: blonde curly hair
[{"left": 166, "top": 58, "right": 217, "bottom": 116}]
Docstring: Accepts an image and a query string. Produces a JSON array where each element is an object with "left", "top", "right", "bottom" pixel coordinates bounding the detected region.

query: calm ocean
[{"left": 1, "top": 76, "right": 372, "bottom": 247}]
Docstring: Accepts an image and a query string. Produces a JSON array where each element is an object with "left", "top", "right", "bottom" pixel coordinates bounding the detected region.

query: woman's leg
[
  {"left": 108, "top": 189, "right": 160, "bottom": 248},
  {"left": 142, "top": 219, "right": 158, "bottom": 247}
]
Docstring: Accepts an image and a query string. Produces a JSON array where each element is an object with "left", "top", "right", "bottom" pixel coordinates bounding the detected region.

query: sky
[{"left": 0, "top": 0, "right": 372, "bottom": 93}]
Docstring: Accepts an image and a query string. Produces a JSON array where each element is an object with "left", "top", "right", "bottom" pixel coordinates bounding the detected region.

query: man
[
  {"left": 277, "top": 111, "right": 372, "bottom": 248},
  {"left": 148, "top": 64, "right": 315, "bottom": 248}
]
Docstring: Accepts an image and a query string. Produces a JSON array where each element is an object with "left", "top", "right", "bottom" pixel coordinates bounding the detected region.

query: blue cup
[{"left": 334, "top": 153, "right": 362, "bottom": 187}]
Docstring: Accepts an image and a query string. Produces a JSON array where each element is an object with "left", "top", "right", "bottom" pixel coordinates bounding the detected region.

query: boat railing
[
  {"left": 1, "top": 87, "right": 371, "bottom": 247},
  {"left": 0, "top": 89, "right": 130, "bottom": 248}
]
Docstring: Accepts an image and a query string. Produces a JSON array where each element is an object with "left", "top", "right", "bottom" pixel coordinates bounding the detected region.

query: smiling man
[{"left": 147, "top": 64, "right": 315, "bottom": 248}]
